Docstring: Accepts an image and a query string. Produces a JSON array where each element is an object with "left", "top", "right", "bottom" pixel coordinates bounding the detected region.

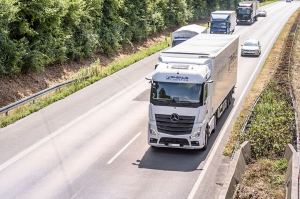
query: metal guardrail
[{"left": 0, "top": 79, "right": 76, "bottom": 116}]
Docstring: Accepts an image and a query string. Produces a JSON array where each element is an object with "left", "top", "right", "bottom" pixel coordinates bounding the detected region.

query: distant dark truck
[
  {"left": 210, "top": 11, "right": 237, "bottom": 34},
  {"left": 236, "top": 1, "right": 259, "bottom": 24}
]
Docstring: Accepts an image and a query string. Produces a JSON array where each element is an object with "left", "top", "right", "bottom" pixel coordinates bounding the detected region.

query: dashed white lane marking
[{"left": 107, "top": 132, "right": 141, "bottom": 165}]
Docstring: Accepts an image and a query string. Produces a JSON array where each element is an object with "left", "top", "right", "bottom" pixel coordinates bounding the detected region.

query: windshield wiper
[
  {"left": 177, "top": 100, "right": 195, "bottom": 104},
  {"left": 154, "top": 98, "right": 172, "bottom": 102}
]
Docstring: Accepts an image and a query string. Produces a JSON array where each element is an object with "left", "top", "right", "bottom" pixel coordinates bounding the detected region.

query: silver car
[
  {"left": 241, "top": 39, "right": 261, "bottom": 57},
  {"left": 258, "top": 10, "right": 267, "bottom": 17}
]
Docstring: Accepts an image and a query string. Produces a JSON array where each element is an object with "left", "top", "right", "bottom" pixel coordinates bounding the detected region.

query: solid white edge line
[
  {"left": 0, "top": 71, "right": 153, "bottom": 173},
  {"left": 187, "top": 4, "right": 295, "bottom": 199},
  {"left": 107, "top": 132, "right": 141, "bottom": 165}
]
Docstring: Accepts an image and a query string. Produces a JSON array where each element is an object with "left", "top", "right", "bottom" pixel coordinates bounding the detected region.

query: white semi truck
[
  {"left": 148, "top": 34, "right": 239, "bottom": 149},
  {"left": 171, "top": 24, "right": 207, "bottom": 47}
]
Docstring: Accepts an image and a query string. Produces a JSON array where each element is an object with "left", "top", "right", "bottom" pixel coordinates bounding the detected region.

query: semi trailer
[
  {"left": 210, "top": 11, "right": 237, "bottom": 34},
  {"left": 148, "top": 34, "right": 239, "bottom": 149},
  {"left": 171, "top": 24, "right": 207, "bottom": 47},
  {"left": 236, "top": 1, "right": 259, "bottom": 24}
]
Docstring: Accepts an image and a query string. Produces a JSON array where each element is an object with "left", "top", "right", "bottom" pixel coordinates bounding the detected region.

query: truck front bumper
[
  {"left": 149, "top": 137, "right": 204, "bottom": 149},
  {"left": 148, "top": 120, "right": 206, "bottom": 149},
  {"left": 237, "top": 20, "right": 252, "bottom": 24},
  {"left": 148, "top": 132, "right": 206, "bottom": 149}
]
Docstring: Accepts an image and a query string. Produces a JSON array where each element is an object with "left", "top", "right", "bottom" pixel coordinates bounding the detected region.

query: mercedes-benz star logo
[{"left": 170, "top": 113, "right": 180, "bottom": 122}]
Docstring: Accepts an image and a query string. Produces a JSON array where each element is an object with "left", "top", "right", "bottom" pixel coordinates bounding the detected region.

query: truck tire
[
  {"left": 202, "top": 127, "right": 209, "bottom": 150},
  {"left": 227, "top": 91, "right": 233, "bottom": 106}
]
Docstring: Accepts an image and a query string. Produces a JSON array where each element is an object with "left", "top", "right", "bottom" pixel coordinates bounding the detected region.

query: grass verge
[
  {"left": 234, "top": 81, "right": 294, "bottom": 199},
  {"left": 223, "top": 8, "right": 300, "bottom": 156},
  {"left": 241, "top": 81, "right": 294, "bottom": 159},
  {"left": 0, "top": 38, "right": 169, "bottom": 128}
]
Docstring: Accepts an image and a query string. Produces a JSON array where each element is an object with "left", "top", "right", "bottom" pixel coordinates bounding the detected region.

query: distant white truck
[
  {"left": 171, "top": 24, "right": 207, "bottom": 47},
  {"left": 148, "top": 34, "right": 239, "bottom": 149}
]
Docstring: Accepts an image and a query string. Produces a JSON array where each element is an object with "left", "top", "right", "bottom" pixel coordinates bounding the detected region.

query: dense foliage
[
  {"left": 242, "top": 81, "right": 294, "bottom": 159},
  {"left": 0, "top": 0, "right": 240, "bottom": 75}
]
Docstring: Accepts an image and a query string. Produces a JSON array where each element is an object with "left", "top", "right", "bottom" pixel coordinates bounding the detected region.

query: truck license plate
[{"left": 169, "top": 143, "right": 180, "bottom": 147}]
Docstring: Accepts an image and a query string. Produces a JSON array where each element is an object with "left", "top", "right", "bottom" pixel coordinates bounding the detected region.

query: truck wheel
[
  {"left": 227, "top": 92, "right": 233, "bottom": 106},
  {"left": 202, "top": 127, "right": 209, "bottom": 150}
]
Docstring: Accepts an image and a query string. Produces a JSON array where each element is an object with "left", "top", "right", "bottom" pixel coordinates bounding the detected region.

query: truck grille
[{"left": 155, "top": 114, "right": 195, "bottom": 135}]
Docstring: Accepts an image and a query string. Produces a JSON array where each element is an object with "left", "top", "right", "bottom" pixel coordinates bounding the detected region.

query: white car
[
  {"left": 241, "top": 39, "right": 261, "bottom": 57},
  {"left": 258, "top": 10, "right": 267, "bottom": 17}
]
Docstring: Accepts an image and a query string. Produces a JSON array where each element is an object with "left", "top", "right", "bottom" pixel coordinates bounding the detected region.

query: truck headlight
[
  {"left": 149, "top": 128, "right": 158, "bottom": 136},
  {"left": 191, "top": 127, "right": 202, "bottom": 139}
]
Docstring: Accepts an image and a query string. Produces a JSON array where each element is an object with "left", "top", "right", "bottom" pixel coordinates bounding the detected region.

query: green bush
[
  {"left": 0, "top": 0, "right": 239, "bottom": 75},
  {"left": 242, "top": 81, "right": 294, "bottom": 159},
  {"left": 0, "top": 0, "right": 22, "bottom": 74}
]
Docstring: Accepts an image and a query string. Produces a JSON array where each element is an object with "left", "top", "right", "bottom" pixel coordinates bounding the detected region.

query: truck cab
[
  {"left": 236, "top": 1, "right": 259, "bottom": 24},
  {"left": 148, "top": 61, "right": 212, "bottom": 149},
  {"left": 210, "top": 11, "right": 236, "bottom": 34},
  {"left": 148, "top": 34, "right": 239, "bottom": 150}
]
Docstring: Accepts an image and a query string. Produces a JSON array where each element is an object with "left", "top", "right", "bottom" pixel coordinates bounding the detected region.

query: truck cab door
[{"left": 203, "top": 83, "right": 209, "bottom": 115}]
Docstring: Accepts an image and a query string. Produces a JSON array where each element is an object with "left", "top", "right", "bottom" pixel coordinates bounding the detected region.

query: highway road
[{"left": 0, "top": 1, "right": 299, "bottom": 199}]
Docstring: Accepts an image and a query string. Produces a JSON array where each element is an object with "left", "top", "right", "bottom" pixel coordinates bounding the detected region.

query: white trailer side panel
[{"left": 210, "top": 37, "right": 238, "bottom": 114}]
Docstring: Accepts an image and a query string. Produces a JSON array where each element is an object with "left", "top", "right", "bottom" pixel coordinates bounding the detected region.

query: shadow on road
[{"left": 133, "top": 100, "right": 234, "bottom": 172}]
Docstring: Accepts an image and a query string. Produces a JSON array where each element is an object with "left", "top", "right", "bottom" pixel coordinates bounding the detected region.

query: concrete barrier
[
  {"left": 284, "top": 144, "right": 300, "bottom": 199},
  {"left": 218, "top": 141, "right": 251, "bottom": 199}
]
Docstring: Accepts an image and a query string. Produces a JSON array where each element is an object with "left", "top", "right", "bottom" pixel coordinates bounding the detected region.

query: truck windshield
[
  {"left": 211, "top": 22, "right": 227, "bottom": 29},
  {"left": 150, "top": 81, "right": 203, "bottom": 107},
  {"left": 237, "top": 8, "right": 251, "bottom": 15}
]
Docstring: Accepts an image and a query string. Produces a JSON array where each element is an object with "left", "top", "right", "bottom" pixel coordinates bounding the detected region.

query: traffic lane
[
  {"left": 0, "top": 81, "right": 150, "bottom": 198},
  {"left": 236, "top": 1, "right": 296, "bottom": 97},
  {"left": 70, "top": 102, "right": 234, "bottom": 199},
  {"left": 0, "top": 46, "right": 160, "bottom": 165}
]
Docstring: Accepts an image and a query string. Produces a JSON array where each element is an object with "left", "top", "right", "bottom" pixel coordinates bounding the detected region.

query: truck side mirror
[{"left": 145, "top": 77, "right": 152, "bottom": 83}]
